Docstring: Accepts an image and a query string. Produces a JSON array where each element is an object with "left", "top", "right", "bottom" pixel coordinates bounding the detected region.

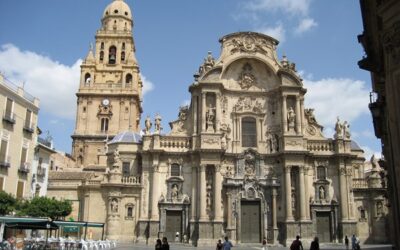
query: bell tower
[{"left": 72, "top": 0, "right": 142, "bottom": 167}]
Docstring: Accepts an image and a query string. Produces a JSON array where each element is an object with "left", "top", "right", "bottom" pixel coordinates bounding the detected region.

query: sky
[{"left": 0, "top": 0, "right": 381, "bottom": 159}]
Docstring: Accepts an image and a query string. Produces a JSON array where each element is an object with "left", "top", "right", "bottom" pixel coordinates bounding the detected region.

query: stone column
[
  {"left": 300, "top": 97, "right": 305, "bottom": 134},
  {"left": 304, "top": 166, "right": 311, "bottom": 220},
  {"left": 216, "top": 93, "right": 221, "bottom": 132},
  {"left": 272, "top": 188, "right": 278, "bottom": 244},
  {"left": 199, "top": 164, "right": 208, "bottom": 220},
  {"left": 226, "top": 193, "right": 232, "bottom": 228},
  {"left": 201, "top": 93, "right": 206, "bottom": 132},
  {"left": 285, "top": 166, "right": 294, "bottom": 221},
  {"left": 193, "top": 96, "right": 198, "bottom": 135},
  {"left": 214, "top": 165, "right": 223, "bottom": 221},
  {"left": 282, "top": 95, "right": 288, "bottom": 133},
  {"left": 339, "top": 166, "right": 349, "bottom": 220},
  {"left": 191, "top": 166, "right": 197, "bottom": 220},
  {"left": 299, "top": 166, "right": 306, "bottom": 221},
  {"left": 150, "top": 166, "right": 159, "bottom": 220},
  {"left": 295, "top": 96, "right": 301, "bottom": 134}
]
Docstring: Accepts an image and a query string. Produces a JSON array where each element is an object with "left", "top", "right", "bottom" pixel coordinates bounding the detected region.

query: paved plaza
[{"left": 114, "top": 243, "right": 393, "bottom": 250}]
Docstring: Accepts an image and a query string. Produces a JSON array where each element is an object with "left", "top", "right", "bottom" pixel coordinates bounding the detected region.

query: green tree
[
  {"left": 18, "top": 197, "right": 72, "bottom": 220},
  {"left": 0, "top": 191, "right": 16, "bottom": 215}
]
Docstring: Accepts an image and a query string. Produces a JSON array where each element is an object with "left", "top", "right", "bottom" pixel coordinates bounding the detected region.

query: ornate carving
[
  {"left": 110, "top": 198, "right": 118, "bottom": 213},
  {"left": 334, "top": 117, "right": 351, "bottom": 139},
  {"left": 206, "top": 105, "right": 215, "bottom": 132},
  {"left": 154, "top": 114, "right": 162, "bottom": 134},
  {"left": 198, "top": 51, "right": 215, "bottom": 76},
  {"left": 304, "top": 108, "right": 324, "bottom": 137},
  {"left": 202, "top": 137, "right": 219, "bottom": 145},
  {"left": 265, "top": 130, "right": 279, "bottom": 153},
  {"left": 285, "top": 139, "right": 302, "bottom": 147},
  {"left": 233, "top": 97, "right": 263, "bottom": 113},
  {"left": 98, "top": 104, "right": 113, "bottom": 117},
  {"left": 238, "top": 63, "right": 257, "bottom": 89},
  {"left": 144, "top": 116, "right": 152, "bottom": 135},
  {"left": 287, "top": 106, "right": 296, "bottom": 132},
  {"left": 244, "top": 151, "right": 256, "bottom": 177},
  {"left": 319, "top": 186, "right": 326, "bottom": 200},
  {"left": 230, "top": 34, "right": 269, "bottom": 55},
  {"left": 206, "top": 167, "right": 214, "bottom": 217},
  {"left": 170, "top": 106, "right": 189, "bottom": 135},
  {"left": 220, "top": 123, "right": 231, "bottom": 150}
]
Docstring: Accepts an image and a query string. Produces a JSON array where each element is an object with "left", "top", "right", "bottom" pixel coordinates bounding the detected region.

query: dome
[
  {"left": 109, "top": 131, "right": 142, "bottom": 144},
  {"left": 103, "top": 0, "right": 132, "bottom": 20}
]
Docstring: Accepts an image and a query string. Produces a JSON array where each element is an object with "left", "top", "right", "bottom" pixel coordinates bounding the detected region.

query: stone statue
[
  {"left": 287, "top": 107, "right": 296, "bottom": 131},
  {"left": 154, "top": 114, "right": 162, "bottom": 134},
  {"left": 334, "top": 117, "right": 343, "bottom": 139},
  {"left": 376, "top": 201, "right": 383, "bottom": 216},
  {"left": 171, "top": 184, "right": 179, "bottom": 201},
  {"left": 113, "top": 149, "right": 121, "bottom": 168},
  {"left": 343, "top": 121, "right": 351, "bottom": 139},
  {"left": 144, "top": 116, "right": 152, "bottom": 135},
  {"left": 206, "top": 105, "right": 215, "bottom": 132},
  {"left": 319, "top": 186, "right": 325, "bottom": 200},
  {"left": 111, "top": 199, "right": 118, "bottom": 213}
]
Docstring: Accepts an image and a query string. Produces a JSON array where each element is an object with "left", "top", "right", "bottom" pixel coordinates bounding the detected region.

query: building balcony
[
  {"left": 18, "top": 162, "right": 31, "bottom": 173},
  {"left": 2, "top": 112, "right": 16, "bottom": 124},
  {"left": 23, "top": 123, "right": 35, "bottom": 133},
  {"left": 369, "top": 92, "right": 385, "bottom": 138},
  {"left": 0, "top": 156, "right": 11, "bottom": 168}
]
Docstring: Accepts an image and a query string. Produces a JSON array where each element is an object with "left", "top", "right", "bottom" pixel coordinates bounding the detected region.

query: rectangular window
[
  {"left": 16, "top": 181, "right": 24, "bottom": 198},
  {"left": 20, "top": 147, "right": 27, "bottom": 166},
  {"left": 50, "top": 160, "right": 54, "bottom": 171},
  {"left": 0, "top": 140, "right": 8, "bottom": 163},
  {"left": 171, "top": 164, "right": 180, "bottom": 176},
  {"left": 0, "top": 177, "right": 4, "bottom": 191},
  {"left": 242, "top": 117, "right": 257, "bottom": 147},
  {"left": 5, "top": 98, "right": 13, "bottom": 116},
  {"left": 317, "top": 167, "right": 326, "bottom": 180},
  {"left": 25, "top": 109, "right": 32, "bottom": 128},
  {"left": 122, "top": 162, "right": 130, "bottom": 176}
]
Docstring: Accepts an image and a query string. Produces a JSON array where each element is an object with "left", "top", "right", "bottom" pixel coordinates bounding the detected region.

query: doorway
[
  {"left": 165, "top": 210, "right": 182, "bottom": 242},
  {"left": 316, "top": 212, "right": 331, "bottom": 242},
  {"left": 241, "top": 200, "right": 261, "bottom": 243}
]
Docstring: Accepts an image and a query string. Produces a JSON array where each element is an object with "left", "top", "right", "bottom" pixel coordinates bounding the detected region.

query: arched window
[
  {"left": 121, "top": 51, "right": 125, "bottom": 61},
  {"left": 101, "top": 118, "right": 109, "bottom": 132},
  {"left": 242, "top": 117, "right": 257, "bottom": 147},
  {"left": 122, "top": 43, "right": 125, "bottom": 50},
  {"left": 100, "top": 51, "right": 104, "bottom": 61},
  {"left": 100, "top": 42, "right": 104, "bottom": 50},
  {"left": 108, "top": 46, "right": 117, "bottom": 64},
  {"left": 84, "top": 73, "right": 91, "bottom": 85},
  {"left": 317, "top": 166, "right": 326, "bottom": 180},
  {"left": 171, "top": 163, "right": 181, "bottom": 177},
  {"left": 127, "top": 207, "right": 133, "bottom": 217},
  {"left": 125, "top": 74, "right": 132, "bottom": 84}
]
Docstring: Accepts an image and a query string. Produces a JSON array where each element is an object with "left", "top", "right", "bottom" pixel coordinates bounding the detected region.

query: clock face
[{"left": 102, "top": 98, "right": 110, "bottom": 106}]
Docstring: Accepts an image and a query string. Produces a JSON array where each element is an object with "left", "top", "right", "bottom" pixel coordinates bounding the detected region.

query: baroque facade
[{"left": 48, "top": 0, "right": 388, "bottom": 246}]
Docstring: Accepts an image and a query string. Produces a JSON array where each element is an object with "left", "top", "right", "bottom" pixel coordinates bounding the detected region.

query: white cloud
[
  {"left": 244, "top": 0, "right": 311, "bottom": 16},
  {"left": 140, "top": 74, "right": 154, "bottom": 96},
  {"left": 258, "top": 23, "right": 286, "bottom": 43},
  {"left": 0, "top": 44, "right": 154, "bottom": 120},
  {"left": 361, "top": 145, "right": 382, "bottom": 160},
  {"left": 295, "top": 18, "right": 318, "bottom": 34},
  {"left": 0, "top": 44, "right": 81, "bottom": 119},
  {"left": 303, "top": 77, "right": 370, "bottom": 128}
]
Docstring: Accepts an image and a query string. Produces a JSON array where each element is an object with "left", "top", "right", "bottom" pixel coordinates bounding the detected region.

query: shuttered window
[
  {"left": 25, "top": 109, "right": 32, "bottom": 128},
  {"left": 16, "top": 181, "right": 24, "bottom": 198},
  {"left": 317, "top": 166, "right": 326, "bottom": 180},
  {"left": 242, "top": 117, "right": 257, "bottom": 147},
  {"left": 5, "top": 98, "right": 12, "bottom": 116},
  {"left": 171, "top": 164, "right": 180, "bottom": 176},
  {"left": 0, "top": 140, "right": 7, "bottom": 163},
  {"left": 0, "top": 177, "right": 4, "bottom": 191},
  {"left": 20, "top": 147, "right": 27, "bottom": 166}
]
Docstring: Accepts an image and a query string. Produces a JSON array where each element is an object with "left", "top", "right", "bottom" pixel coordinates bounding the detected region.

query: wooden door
[
  {"left": 165, "top": 210, "right": 182, "bottom": 242},
  {"left": 316, "top": 212, "right": 331, "bottom": 242},
  {"left": 241, "top": 200, "right": 261, "bottom": 243}
]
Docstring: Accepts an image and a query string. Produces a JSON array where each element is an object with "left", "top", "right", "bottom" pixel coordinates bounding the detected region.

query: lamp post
[{"left": 45, "top": 223, "right": 51, "bottom": 249}]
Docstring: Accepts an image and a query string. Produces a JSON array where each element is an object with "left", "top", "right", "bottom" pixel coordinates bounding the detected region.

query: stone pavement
[{"left": 114, "top": 242, "right": 393, "bottom": 250}]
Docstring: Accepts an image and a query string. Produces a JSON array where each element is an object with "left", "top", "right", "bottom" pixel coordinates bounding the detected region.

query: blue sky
[{"left": 0, "top": 0, "right": 380, "bottom": 158}]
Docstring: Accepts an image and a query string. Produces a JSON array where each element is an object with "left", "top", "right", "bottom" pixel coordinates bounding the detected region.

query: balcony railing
[
  {"left": 121, "top": 176, "right": 141, "bottom": 185},
  {"left": 353, "top": 178, "right": 368, "bottom": 189},
  {"left": 2, "top": 112, "right": 16, "bottom": 124},
  {"left": 160, "top": 136, "right": 191, "bottom": 150},
  {"left": 307, "top": 140, "right": 334, "bottom": 152},
  {"left": 18, "top": 162, "right": 31, "bottom": 173},
  {"left": 0, "top": 156, "right": 11, "bottom": 168}
]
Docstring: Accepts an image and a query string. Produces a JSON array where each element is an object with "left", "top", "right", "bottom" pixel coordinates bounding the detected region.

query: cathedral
[{"left": 47, "top": 0, "right": 389, "bottom": 246}]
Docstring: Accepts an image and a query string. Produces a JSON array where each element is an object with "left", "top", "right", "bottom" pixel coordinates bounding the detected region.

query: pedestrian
[
  {"left": 216, "top": 239, "right": 223, "bottom": 250},
  {"left": 262, "top": 237, "right": 268, "bottom": 250},
  {"left": 310, "top": 237, "right": 319, "bottom": 250},
  {"left": 155, "top": 239, "right": 162, "bottom": 250},
  {"left": 222, "top": 236, "right": 233, "bottom": 250},
  {"left": 351, "top": 235, "right": 357, "bottom": 250},
  {"left": 290, "top": 235, "right": 304, "bottom": 250},
  {"left": 345, "top": 235, "right": 349, "bottom": 250},
  {"left": 161, "top": 237, "right": 169, "bottom": 250}
]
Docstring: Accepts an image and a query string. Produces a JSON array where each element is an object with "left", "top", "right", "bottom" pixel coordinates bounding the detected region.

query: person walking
[
  {"left": 216, "top": 239, "right": 223, "bottom": 250},
  {"left": 290, "top": 235, "right": 304, "bottom": 250},
  {"left": 161, "top": 237, "right": 169, "bottom": 250},
  {"left": 262, "top": 237, "right": 268, "bottom": 250},
  {"left": 310, "top": 237, "right": 319, "bottom": 250},
  {"left": 351, "top": 235, "right": 357, "bottom": 250},
  {"left": 155, "top": 239, "right": 162, "bottom": 250},
  {"left": 222, "top": 236, "right": 233, "bottom": 250},
  {"left": 345, "top": 235, "right": 349, "bottom": 250}
]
